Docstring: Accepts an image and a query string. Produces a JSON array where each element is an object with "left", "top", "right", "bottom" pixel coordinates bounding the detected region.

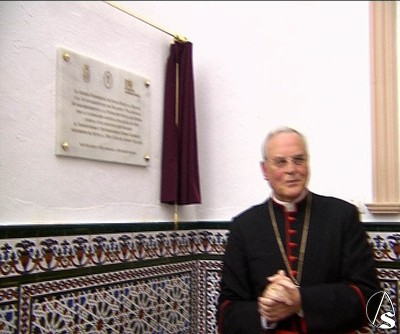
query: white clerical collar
[{"left": 271, "top": 189, "right": 308, "bottom": 212}]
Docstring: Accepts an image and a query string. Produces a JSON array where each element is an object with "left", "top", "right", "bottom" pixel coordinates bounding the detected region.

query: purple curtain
[{"left": 160, "top": 41, "right": 201, "bottom": 205}]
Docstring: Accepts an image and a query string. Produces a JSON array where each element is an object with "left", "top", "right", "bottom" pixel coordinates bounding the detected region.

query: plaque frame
[{"left": 55, "top": 47, "right": 151, "bottom": 167}]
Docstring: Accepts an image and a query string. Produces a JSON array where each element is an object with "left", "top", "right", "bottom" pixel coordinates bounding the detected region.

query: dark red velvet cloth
[{"left": 161, "top": 41, "right": 201, "bottom": 205}]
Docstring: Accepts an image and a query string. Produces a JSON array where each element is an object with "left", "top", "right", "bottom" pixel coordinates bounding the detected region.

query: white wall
[{"left": 0, "top": 1, "right": 392, "bottom": 224}]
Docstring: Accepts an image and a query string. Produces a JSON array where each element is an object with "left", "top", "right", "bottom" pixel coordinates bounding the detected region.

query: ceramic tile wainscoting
[{"left": 0, "top": 222, "right": 399, "bottom": 333}]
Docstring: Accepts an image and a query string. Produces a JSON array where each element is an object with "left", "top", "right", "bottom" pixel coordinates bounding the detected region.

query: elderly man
[{"left": 217, "top": 127, "right": 379, "bottom": 334}]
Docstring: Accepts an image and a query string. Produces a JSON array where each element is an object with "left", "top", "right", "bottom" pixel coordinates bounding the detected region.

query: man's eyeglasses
[{"left": 266, "top": 155, "right": 307, "bottom": 168}]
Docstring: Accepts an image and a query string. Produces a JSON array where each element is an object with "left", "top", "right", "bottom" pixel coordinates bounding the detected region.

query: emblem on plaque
[
  {"left": 83, "top": 64, "right": 91, "bottom": 83},
  {"left": 124, "top": 79, "right": 136, "bottom": 96},
  {"left": 103, "top": 71, "right": 113, "bottom": 89}
]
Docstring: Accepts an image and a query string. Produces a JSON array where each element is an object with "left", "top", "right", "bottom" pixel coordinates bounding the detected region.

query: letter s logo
[
  {"left": 366, "top": 291, "right": 396, "bottom": 329},
  {"left": 379, "top": 312, "right": 395, "bottom": 329}
]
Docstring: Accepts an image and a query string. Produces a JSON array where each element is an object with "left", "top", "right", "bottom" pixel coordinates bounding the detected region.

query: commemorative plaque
[{"left": 55, "top": 47, "right": 151, "bottom": 166}]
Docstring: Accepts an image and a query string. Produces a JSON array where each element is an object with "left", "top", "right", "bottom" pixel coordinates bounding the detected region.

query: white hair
[{"left": 261, "top": 126, "right": 308, "bottom": 160}]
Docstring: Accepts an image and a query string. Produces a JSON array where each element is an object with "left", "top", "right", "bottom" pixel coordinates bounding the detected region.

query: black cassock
[{"left": 218, "top": 192, "right": 380, "bottom": 334}]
